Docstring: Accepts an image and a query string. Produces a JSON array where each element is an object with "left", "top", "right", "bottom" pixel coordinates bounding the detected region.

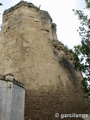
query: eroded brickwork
[
  {"left": 0, "top": 1, "right": 90, "bottom": 120},
  {"left": 25, "top": 90, "right": 89, "bottom": 120}
]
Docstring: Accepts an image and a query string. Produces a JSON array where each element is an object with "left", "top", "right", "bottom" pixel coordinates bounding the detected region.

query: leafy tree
[
  {"left": 73, "top": 0, "right": 90, "bottom": 101},
  {"left": 85, "top": 0, "right": 90, "bottom": 8},
  {"left": 0, "top": 3, "right": 3, "bottom": 6}
]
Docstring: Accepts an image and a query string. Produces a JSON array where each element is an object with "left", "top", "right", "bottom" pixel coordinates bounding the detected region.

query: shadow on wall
[{"left": 59, "top": 57, "right": 78, "bottom": 83}]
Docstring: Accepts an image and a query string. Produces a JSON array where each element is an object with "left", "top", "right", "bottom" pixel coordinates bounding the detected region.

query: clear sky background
[{"left": 0, "top": 0, "right": 86, "bottom": 49}]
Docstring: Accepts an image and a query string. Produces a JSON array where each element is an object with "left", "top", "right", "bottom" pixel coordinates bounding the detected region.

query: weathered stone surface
[{"left": 0, "top": 1, "right": 90, "bottom": 120}]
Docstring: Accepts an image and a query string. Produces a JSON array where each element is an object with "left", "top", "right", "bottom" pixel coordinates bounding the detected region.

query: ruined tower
[{"left": 0, "top": 1, "right": 90, "bottom": 120}]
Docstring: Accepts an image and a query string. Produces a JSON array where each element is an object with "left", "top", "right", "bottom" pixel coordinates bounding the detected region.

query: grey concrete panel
[
  {"left": 0, "top": 79, "right": 25, "bottom": 120},
  {"left": 0, "top": 81, "right": 6, "bottom": 120}
]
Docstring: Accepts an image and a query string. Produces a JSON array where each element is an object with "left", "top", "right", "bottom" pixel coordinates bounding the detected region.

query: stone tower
[{"left": 0, "top": 1, "right": 90, "bottom": 120}]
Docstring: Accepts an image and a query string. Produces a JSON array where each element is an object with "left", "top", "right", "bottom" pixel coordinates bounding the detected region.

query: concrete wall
[{"left": 0, "top": 74, "right": 25, "bottom": 120}]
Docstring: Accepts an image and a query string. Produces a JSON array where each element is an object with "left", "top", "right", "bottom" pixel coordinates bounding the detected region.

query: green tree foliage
[
  {"left": 85, "top": 0, "right": 90, "bottom": 9},
  {"left": 73, "top": 1, "right": 90, "bottom": 101},
  {"left": 0, "top": 3, "right": 3, "bottom": 6}
]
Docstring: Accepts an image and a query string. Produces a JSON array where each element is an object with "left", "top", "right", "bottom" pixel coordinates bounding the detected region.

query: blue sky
[{"left": 0, "top": 0, "right": 86, "bottom": 49}]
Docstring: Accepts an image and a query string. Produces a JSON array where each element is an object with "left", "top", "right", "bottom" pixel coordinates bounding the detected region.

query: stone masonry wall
[{"left": 0, "top": 1, "right": 90, "bottom": 120}]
